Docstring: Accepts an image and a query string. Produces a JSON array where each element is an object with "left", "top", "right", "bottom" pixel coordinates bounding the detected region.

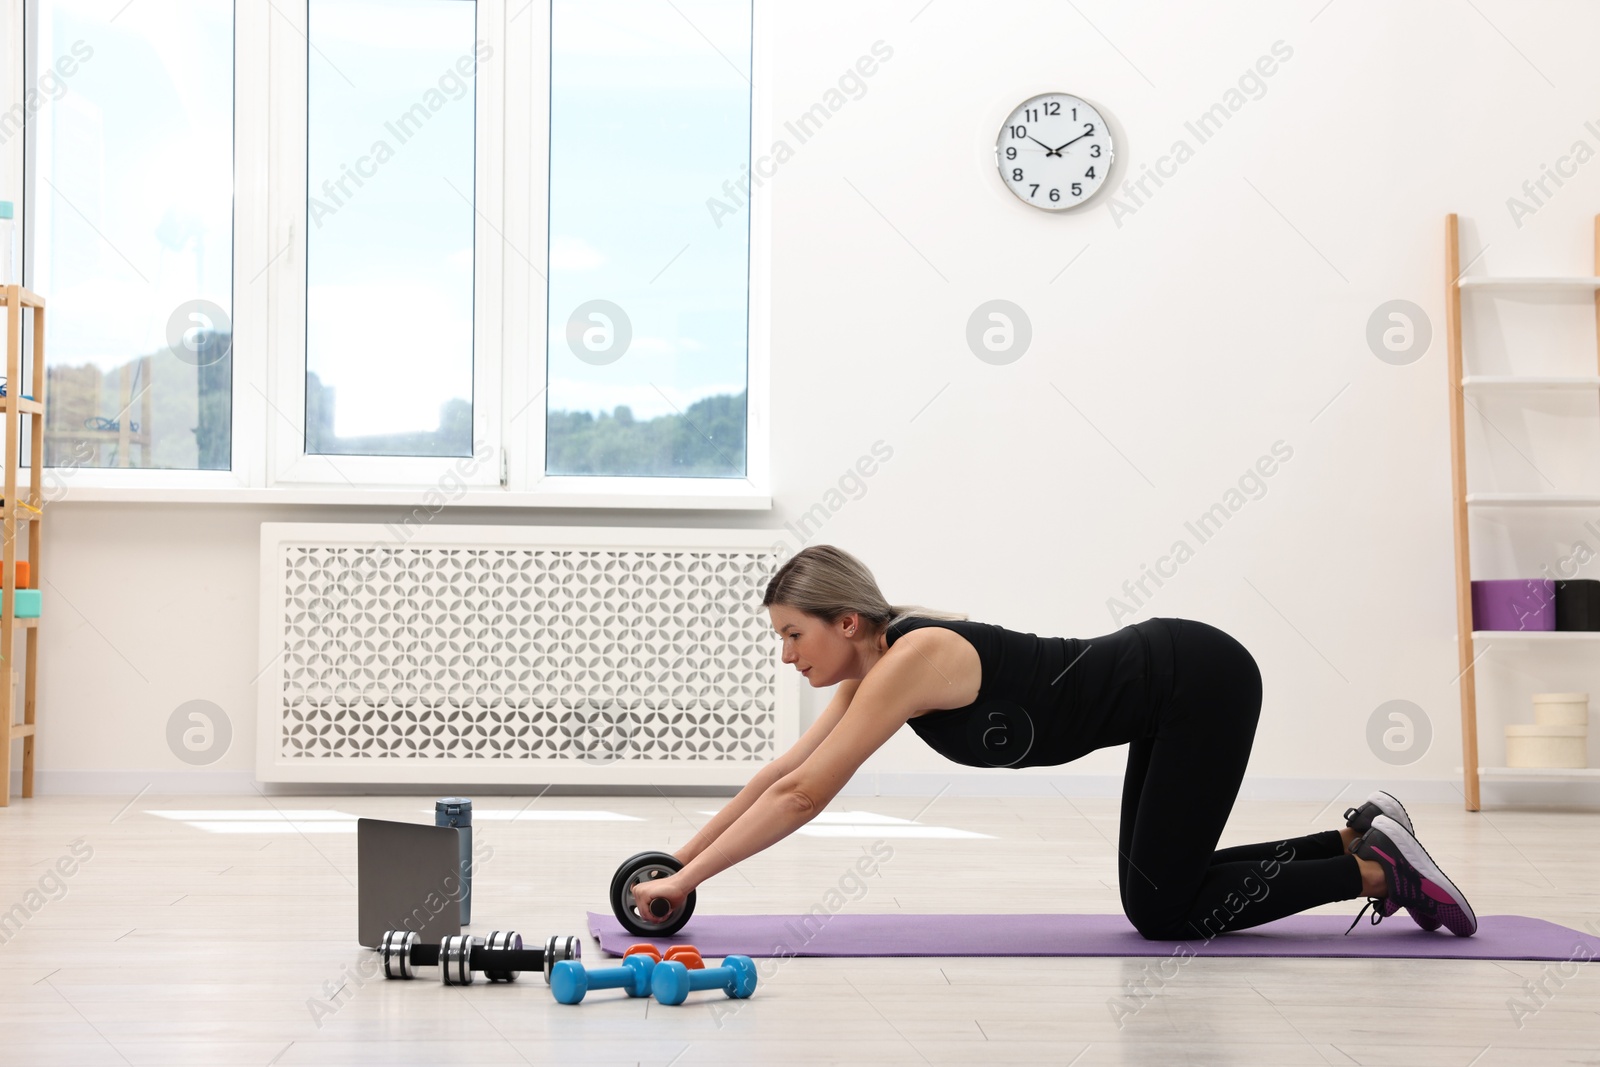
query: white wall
[{"left": 16, "top": 0, "right": 1600, "bottom": 804}]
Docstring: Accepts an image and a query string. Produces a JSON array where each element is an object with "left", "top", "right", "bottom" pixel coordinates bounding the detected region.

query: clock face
[{"left": 995, "top": 93, "right": 1113, "bottom": 210}]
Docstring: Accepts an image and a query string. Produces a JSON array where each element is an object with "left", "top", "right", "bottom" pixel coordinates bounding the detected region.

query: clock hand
[
  {"left": 1025, "top": 135, "right": 1061, "bottom": 157},
  {"left": 1051, "top": 129, "right": 1094, "bottom": 154}
]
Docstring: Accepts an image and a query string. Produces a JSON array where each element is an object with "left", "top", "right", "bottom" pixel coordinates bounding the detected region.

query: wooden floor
[{"left": 1, "top": 791, "right": 1597, "bottom": 1065}]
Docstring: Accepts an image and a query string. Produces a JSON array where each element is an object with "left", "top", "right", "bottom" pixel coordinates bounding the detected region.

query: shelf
[
  {"left": 1457, "top": 766, "right": 1600, "bottom": 779},
  {"left": 0, "top": 283, "right": 41, "bottom": 809},
  {"left": 1445, "top": 212, "right": 1600, "bottom": 812},
  {"left": 1471, "top": 630, "right": 1600, "bottom": 641},
  {"left": 1461, "top": 375, "right": 1600, "bottom": 391},
  {"left": 1465, "top": 492, "right": 1600, "bottom": 507},
  {"left": 1457, "top": 276, "right": 1600, "bottom": 289}
]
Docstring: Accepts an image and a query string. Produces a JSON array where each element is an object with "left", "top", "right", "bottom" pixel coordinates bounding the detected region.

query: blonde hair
[{"left": 762, "top": 544, "right": 967, "bottom": 634}]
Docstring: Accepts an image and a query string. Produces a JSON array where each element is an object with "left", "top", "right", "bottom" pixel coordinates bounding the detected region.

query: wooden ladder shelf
[
  {"left": 1444, "top": 214, "right": 1600, "bottom": 811},
  {"left": 1, "top": 283, "right": 44, "bottom": 806}
]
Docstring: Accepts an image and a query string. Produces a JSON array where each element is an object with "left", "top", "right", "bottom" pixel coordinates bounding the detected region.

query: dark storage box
[{"left": 1556, "top": 579, "right": 1600, "bottom": 631}]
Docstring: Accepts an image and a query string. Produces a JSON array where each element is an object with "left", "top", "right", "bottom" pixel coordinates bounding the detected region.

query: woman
[{"left": 632, "top": 545, "right": 1476, "bottom": 940}]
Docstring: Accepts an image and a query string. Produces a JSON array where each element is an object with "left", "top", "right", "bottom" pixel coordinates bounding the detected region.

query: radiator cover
[{"left": 256, "top": 523, "right": 797, "bottom": 785}]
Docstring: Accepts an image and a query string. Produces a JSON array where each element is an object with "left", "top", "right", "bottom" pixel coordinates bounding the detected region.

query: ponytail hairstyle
[{"left": 761, "top": 544, "right": 967, "bottom": 636}]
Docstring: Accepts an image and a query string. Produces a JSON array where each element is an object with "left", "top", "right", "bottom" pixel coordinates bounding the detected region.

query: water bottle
[{"left": 435, "top": 797, "right": 473, "bottom": 926}]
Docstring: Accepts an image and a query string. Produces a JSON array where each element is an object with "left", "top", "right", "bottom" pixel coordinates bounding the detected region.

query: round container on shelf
[
  {"left": 1531, "top": 692, "right": 1589, "bottom": 728},
  {"left": 1505, "top": 723, "right": 1588, "bottom": 768}
]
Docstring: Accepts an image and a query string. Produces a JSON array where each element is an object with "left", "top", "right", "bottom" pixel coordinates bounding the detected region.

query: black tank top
[{"left": 885, "top": 616, "right": 1178, "bottom": 769}]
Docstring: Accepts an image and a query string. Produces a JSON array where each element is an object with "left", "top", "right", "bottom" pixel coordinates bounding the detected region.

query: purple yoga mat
[{"left": 587, "top": 911, "right": 1600, "bottom": 962}]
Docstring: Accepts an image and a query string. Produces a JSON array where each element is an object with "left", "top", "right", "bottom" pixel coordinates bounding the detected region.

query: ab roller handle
[{"left": 379, "top": 929, "right": 581, "bottom": 984}]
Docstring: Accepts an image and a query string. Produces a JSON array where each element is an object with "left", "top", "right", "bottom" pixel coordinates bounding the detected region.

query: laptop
[{"left": 356, "top": 818, "right": 466, "bottom": 948}]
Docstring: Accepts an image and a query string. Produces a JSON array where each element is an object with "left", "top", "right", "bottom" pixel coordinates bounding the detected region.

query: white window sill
[{"left": 29, "top": 479, "right": 773, "bottom": 511}]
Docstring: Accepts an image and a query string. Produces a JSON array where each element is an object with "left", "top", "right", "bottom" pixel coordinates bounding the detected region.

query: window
[
  {"left": 304, "top": 0, "right": 477, "bottom": 459},
  {"left": 545, "top": 0, "right": 751, "bottom": 478},
  {"left": 18, "top": 0, "right": 765, "bottom": 503},
  {"left": 265, "top": 0, "right": 501, "bottom": 487},
  {"left": 30, "top": 0, "right": 234, "bottom": 471}
]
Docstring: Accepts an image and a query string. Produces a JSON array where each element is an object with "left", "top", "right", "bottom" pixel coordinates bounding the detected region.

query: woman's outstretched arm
[
  {"left": 634, "top": 652, "right": 925, "bottom": 914},
  {"left": 674, "top": 678, "right": 860, "bottom": 867}
]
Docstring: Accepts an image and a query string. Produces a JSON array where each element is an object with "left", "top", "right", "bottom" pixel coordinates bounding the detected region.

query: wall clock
[{"left": 995, "top": 93, "right": 1113, "bottom": 210}]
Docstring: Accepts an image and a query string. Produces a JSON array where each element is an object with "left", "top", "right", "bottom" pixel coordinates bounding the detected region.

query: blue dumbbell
[
  {"left": 550, "top": 954, "right": 656, "bottom": 1004},
  {"left": 651, "top": 954, "right": 758, "bottom": 1006}
]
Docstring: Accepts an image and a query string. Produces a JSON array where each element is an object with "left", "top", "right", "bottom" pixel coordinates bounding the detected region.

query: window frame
[{"left": 13, "top": 0, "right": 771, "bottom": 509}]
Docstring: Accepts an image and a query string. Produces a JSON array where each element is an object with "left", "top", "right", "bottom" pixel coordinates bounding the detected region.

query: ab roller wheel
[{"left": 609, "top": 850, "right": 697, "bottom": 937}]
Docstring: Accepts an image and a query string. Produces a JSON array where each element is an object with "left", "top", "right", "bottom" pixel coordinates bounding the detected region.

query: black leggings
[{"left": 1116, "top": 619, "right": 1363, "bottom": 940}]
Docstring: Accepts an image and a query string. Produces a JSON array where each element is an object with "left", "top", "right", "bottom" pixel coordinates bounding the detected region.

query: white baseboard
[
  {"left": 9, "top": 769, "right": 264, "bottom": 796},
  {"left": 3, "top": 770, "right": 736, "bottom": 797},
  {"left": 10, "top": 768, "right": 1600, "bottom": 809}
]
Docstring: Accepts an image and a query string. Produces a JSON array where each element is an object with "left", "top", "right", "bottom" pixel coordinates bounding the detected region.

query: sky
[{"left": 546, "top": 0, "right": 751, "bottom": 423}]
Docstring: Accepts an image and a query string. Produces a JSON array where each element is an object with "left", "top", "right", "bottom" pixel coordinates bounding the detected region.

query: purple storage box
[{"left": 1471, "top": 579, "right": 1556, "bottom": 631}]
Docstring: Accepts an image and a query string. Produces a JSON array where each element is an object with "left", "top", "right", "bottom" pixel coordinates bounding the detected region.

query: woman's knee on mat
[
  {"left": 1128, "top": 911, "right": 1192, "bottom": 942},
  {"left": 1122, "top": 888, "right": 1192, "bottom": 942},
  {"left": 1125, "top": 880, "right": 1260, "bottom": 941}
]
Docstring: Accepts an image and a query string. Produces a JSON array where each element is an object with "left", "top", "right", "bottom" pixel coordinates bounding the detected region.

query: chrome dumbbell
[{"left": 378, "top": 929, "right": 581, "bottom": 985}]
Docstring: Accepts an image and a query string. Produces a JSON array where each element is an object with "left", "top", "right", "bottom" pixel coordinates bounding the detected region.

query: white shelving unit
[{"left": 1444, "top": 214, "right": 1600, "bottom": 811}]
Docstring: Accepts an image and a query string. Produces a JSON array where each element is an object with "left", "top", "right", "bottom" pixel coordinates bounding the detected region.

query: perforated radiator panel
[{"left": 256, "top": 524, "right": 797, "bottom": 785}]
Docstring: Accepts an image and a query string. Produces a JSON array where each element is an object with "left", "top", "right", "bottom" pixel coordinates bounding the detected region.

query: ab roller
[{"left": 608, "top": 850, "right": 697, "bottom": 937}]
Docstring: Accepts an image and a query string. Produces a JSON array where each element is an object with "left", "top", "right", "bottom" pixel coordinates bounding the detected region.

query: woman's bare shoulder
[{"left": 874, "top": 626, "right": 982, "bottom": 712}]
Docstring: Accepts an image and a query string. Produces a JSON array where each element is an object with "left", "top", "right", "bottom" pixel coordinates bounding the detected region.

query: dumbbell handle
[
  {"left": 380, "top": 930, "right": 581, "bottom": 984},
  {"left": 550, "top": 955, "right": 655, "bottom": 1004},
  {"left": 677, "top": 963, "right": 738, "bottom": 994},
  {"left": 651, "top": 956, "right": 757, "bottom": 1005},
  {"left": 586, "top": 961, "right": 654, "bottom": 992},
  {"left": 410, "top": 944, "right": 547, "bottom": 971}
]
